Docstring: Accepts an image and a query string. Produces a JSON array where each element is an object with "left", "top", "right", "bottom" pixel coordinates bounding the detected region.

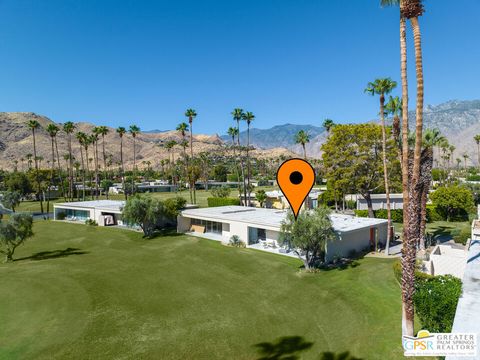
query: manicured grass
[
  {"left": 0, "top": 221, "right": 405, "bottom": 359},
  {"left": 393, "top": 220, "right": 470, "bottom": 242}
]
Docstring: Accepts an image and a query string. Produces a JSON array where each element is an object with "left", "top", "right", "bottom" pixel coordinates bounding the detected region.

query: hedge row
[
  {"left": 207, "top": 197, "right": 240, "bottom": 207},
  {"left": 354, "top": 205, "right": 444, "bottom": 223}
]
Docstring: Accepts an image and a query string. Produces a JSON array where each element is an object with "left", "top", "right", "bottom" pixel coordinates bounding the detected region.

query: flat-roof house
[
  {"left": 356, "top": 194, "right": 404, "bottom": 210},
  {"left": 54, "top": 200, "right": 125, "bottom": 226},
  {"left": 177, "top": 206, "right": 388, "bottom": 262}
]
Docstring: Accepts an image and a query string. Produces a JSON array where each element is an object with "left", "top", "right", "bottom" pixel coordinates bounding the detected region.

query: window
[{"left": 191, "top": 218, "right": 222, "bottom": 234}]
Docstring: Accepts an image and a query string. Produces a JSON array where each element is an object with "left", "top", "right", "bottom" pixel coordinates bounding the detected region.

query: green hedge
[
  {"left": 414, "top": 275, "right": 462, "bottom": 332},
  {"left": 207, "top": 197, "right": 240, "bottom": 207},
  {"left": 355, "top": 206, "right": 445, "bottom": 222},
  {"left": 392, "top": 259, "right": 433, "bottom": 285}
]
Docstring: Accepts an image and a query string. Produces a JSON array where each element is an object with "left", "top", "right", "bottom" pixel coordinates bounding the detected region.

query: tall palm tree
[
  {"left": 227, "top": 126, "right": 240, "bottom": 195},
  {"left": 116, "top": 127, "right": 127, "bottom": 200},
  {"left": 177, "top": 122, "right": 191, "bottom": 202},
  {"left": 129, "top": 125, "right": 140, "bottom": 195},
  {"left": 90, "top": 131, "right": 100, "bottom": 199},
  {"left": 83, "top": 136, "right": 93, "bottom": 199},
  {"left": 46, "top": 124, "right": 60, "bottom": 211},
  {"left": 75, "top": 132, "right": 88, "bottom": 201},
  {"left": 462, "top": 152, "right": 469, "bottom": 171},
  {"left": 164, "top": 140, "right": 177, "bottom": 184},
  {"left": 365, "top": 77, "right": 397, "bottom": 256},
  {"left": 474, "top": 135, "right": 480, "bottom": 170},
  {"left": 322, "top": 119, "right": 335, "bottom": 135},
  {"left": 185, "top": 109, "right": 197, "bottom": 204},
  {"left": 385, "top": 95, "right": 403, "bottom": 157},
  {"left": 242, "top": 111, "right": 255, "bottom": 206},
  {"left": 232, "top": 108, "right": 247, "bottom": 206},
  {"left": 294, "top": 130, "right": 310, "bottom": 159},
  {"left": 63, "top": 121, "right": 76, "bottom": 201},
  {"left": 381, "top": 0, "right": 422, "bottom": 336},
  {"left": 27, "top": 120, "right": 44, "bottom": 213},
  {"left": 97, "top": 126, "right": 110, "bottom": 198}
]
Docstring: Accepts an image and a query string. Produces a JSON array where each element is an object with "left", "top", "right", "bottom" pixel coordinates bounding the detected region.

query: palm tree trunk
[
  {"left": 94, "top": 141, "right": 99, "bottom": 199},
  {"left": 48, "top": 137, "right": 56, "bottom": 215},
  {"left": 79, "top": 143, "right": 86, "bottom": 201},
  {"left": 247, "top": 123, "right": 251, "bottom": 206},
  {"left": 68, "top": 135, "right": 74, "bottom": 201},
  {"left": 237, "top": 120, "right": 247, "bottom": 206},
  {"left": 303, "top": 144, "right": 306, "bottom": 160},
  {"left": 380, "top": 94, "right": 392, "bottom": 256},
  {"left": 120, "top": 137, "right": 126, "bottom": 200},
  {"left": 32, "top": 129, "right": 44, "bottom": 213},
  {"left": 189, "top": 121, "right": 196, "bottom": 204},
  {"left": 132, "top": 138, "right": 136, "bottom": 195},
  {"left": 399, "top": 10, "right": 415, "bottom": 337},
  {"left": 102, "top": 135, "right": 109, "bottom": 199},
  {"left": 232, "top": 136, "right": 241, "bottom": 202}
]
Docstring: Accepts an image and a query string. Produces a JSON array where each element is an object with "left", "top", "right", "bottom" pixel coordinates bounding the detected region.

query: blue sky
[{"left": 0, "top": 0, "right": 478, "bottom": 134}]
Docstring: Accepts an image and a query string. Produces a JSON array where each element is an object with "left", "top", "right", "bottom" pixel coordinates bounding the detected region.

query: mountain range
[{"left": 1, "top": 99, "right": 479, "bottom": 170}]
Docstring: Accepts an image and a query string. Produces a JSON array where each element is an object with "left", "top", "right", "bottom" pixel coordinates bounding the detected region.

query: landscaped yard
[{"left": 0, "top": 221, "right": 405, "bottom": 359}]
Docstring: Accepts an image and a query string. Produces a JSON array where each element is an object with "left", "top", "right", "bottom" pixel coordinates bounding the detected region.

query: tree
[
  {"left": 213, "top": 164, "right": 228, "bottom": 182},
  {"left": 255, "top": 189, "right": 267, "bottom": 208},
  {"left": 46, "top": 123, "right": 62, "bottom": 208},
  {"left": 1, "top": 191, "right": 21, "bottom": 212},
  {"left": 27, "top": 120, "right": 43, "bottom": 213},
  {"left": 177, "top": 122, "right": 191, "bottom": 202},
  {"left": 98, "top": 126, "right": 110, "bottom": 198},
  {"left": 122, "top": 195, "right": 185, "bottom": 237},
  {"left": 474, "top": 135, "right": 480, "bottom": 170},
  {"left": 462, "top": 152, "right": 469, "bottom": 171},
  {"left": 63, "top": 121, "right": 76, "bottom": 201},
  {"left": 0, "top": 213, "right": 34, "bottom": 262},
  {"left": 211, "top": 186, "right": 231, "bottom": 198},
  {"left": 164, "top": 140, "right": 177, "bottom": 184},
  {"left": 242, "top": 111, "right": 255, "bottom": 206},
  {"left": 365, "top": 77, "right": 397, "bottom": 255},
  {"left": 227, "top": 126, "right": 241, "bottom": 201},
  {"left": 323, "top": 119, "right": 335, "bottom": 134},
  {"left": 322, "top": 124, "right": 400, "bottom": 218},
  {"left": 185, "top": 109, "right": 197, "bottom": 204},
  {"left": 430, "top": 185, "right": 474, "bottom": 221},
  {"left": 279, "top": 207, "right": 336, "bottom": 270},
  {"left": 90, "top": 130, "right": 100, "bottom": 199},
  {"left": 75, "top": 132, "right": 88, "bottom": 201},
  {"left": 294, "top": 130, "right": 310, "bottom": 159},
  {"left": 232, "top": 108, "right": 247, "bottom": 206},
  {"left": 5, "top": 172, "right": 33, "bottom": 196},
  {"left": 382, "top": 0, "right": 426, "bottom": 336},
  {"left": 129, "top": 125, "right": 140, "bottom": 195},
  {"left": 116, "top": 127, "right": 127, "bottom": 200}
]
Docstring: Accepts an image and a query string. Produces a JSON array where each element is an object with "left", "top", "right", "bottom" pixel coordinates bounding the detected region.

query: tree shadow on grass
[
  {"left": 144, "top": 227, "right": 184, "bottom": 239},
  {"left": 253, "top": 336, "right": 363, "bottom": 360},
  {"left": 15, "top": 247, "right": 89, "bottom": 262}
]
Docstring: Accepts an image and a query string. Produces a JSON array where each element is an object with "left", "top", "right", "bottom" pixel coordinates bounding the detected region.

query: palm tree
[
  {"left": 75, "top": 132, "right": 88, "bottom": 201},
  {"left": 164, "top": 140, "right": 177, "bottom": 184},
  {"left": 323, "top": 119, "right": 335, "bottom": 135},
  {"left": 365, "top": 77, "right": 397, "bottom": 256},
  {"left": 116, "top": 127, "right": 127, "bottom": 200},
  {"left": 63, "top": 121, "right": 76, "bottom": 201},
  {"left": 177, "top": 122, "right": 191, "bottom": 202},
  {"left": 227, "top": 126, "right": 240, "bottom": 194},
  {"left": 185, "top": 109, "right": 197, "bottom": 204},
  {"left": 46, "top": 124, "right": 60, "bottom": 211},
  {"left": 129, "top": 125, "right": 140, "bottom": 195},
  {"left": 294, "top": 130, "right": 310, "bottom": 159},
  {"left": 462, "top": 152, "right": 469, "bottom": 171},
  {"left": 242, "top": 111, "right": 255, "bottom": 206},
  {"left": 97, "top": 126, "right": 110, "bottom": 198},
  {"left": 90, "top": 131, "right": 100, "bottom": 199},
  {"left": 232, "top": 108, "right": 247, "bottom": 206},
  {"left": 474, "top": 135, "right": 480, "bottom": 169},
  {"left": 27, "top": 120, "right": 44, "bottom": 213},
  {"left": 382, "top": 0, "right": 425, "bottom": 337}
]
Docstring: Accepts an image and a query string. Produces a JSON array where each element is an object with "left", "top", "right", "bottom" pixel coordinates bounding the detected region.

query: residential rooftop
[
  {"left": 54, "top": 200, "right": 126, "bottom": 211},
  {"left": 180, "top": 206, "right": 387, "bottom": 233}
]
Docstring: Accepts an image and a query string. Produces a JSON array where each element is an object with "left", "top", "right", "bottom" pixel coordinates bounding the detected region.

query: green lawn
[
  {"left": 393, "top": 220, "right": 470, "bottom": 242},
  {"left": 0, "top": 221, "right": 405, "bottom": 359}
]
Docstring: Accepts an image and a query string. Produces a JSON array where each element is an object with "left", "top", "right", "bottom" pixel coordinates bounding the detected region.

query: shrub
[
  {"left": 426, "top": 205, "right": 444, "bottom": 222},
  {"left": 375, "top": 209, "right": 404, "bottom": 222},
  {"left": 430, "top": 185, "right": 475, "bottom": 221},
  {"left": 414, "top": 275, "right": 462, "bottom": 333},
  {"left": 452, "top": 227, "right": 470, "bottom": 245},
  {"left": 85, "top": 219, "right": 98, "bottom": 226},
  {"left": 392, "top": 259, "right": 433, "bottom": 285},
  {"left": 210, "top": 186, "right": 231, "bottom": 198},
  {"left": 354, "top": 210, "right": 369, "bottom": 218},
  {"left": 466, "top": 174, "right": 480, "bottom": 181},
  {"left": 207, "top": 197, "right": 240, "bottom": 207},
  {"left": 56, "top": 212, "right": 66, "bottom": 220},
  {"left": 229, "top": 235, "right": 245, "bottom": 248}
]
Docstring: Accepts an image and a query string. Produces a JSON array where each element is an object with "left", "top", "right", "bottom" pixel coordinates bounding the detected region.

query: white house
[
  {"left": 54, "top": 200, "right": 125, "bottom": 226},
  {"left": 177, "top": 206, "right": 388, "bottom": 262},
  {"left": 356, "top": 193, "right": 404, "bottom": 210}
]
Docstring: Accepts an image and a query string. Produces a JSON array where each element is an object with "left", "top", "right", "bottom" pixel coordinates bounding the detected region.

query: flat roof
[
  {"left": 54, "top": 200, "right": 125, "bottom": 211},
  {"left": 180, "top": 206, "right": 387, "bottom": 233}
]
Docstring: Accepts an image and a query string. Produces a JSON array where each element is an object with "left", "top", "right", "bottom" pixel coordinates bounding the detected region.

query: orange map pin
[{"left": 276, "top": 158, "right": 316, "bottom": 219}]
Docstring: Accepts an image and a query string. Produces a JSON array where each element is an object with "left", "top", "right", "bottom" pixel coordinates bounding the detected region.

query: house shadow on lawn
[
  {"left": 253, "top": 336, "right": 363, "bottom": 360},
  {"left": 15, "top": 247, "right": 89, "bottom": 262}
]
